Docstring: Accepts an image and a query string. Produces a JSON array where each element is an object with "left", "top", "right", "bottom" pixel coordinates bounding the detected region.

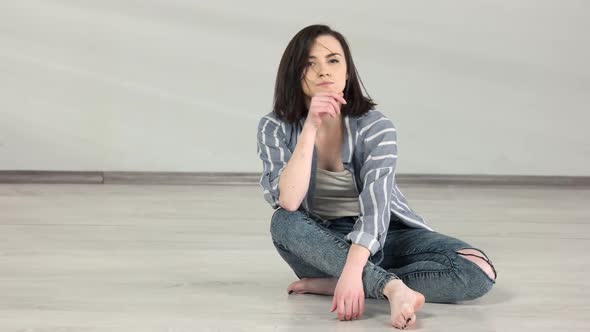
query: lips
[{"left": 316, "top": 81, "right": 334, "bottom": 86}]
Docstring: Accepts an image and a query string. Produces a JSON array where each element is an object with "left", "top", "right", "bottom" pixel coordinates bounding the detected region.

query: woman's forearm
[
  {"left": 344, "top": 244, "right": 370, "bottom": 273},
  {"left": 277, "top": 122, "right": 318, "bottom": 211}
]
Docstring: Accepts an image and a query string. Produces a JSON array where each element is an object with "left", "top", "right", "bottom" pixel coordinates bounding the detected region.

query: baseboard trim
[
  {"left": 397, "top": 174, "right": 590, "bottom": 187},
  {"left": 1, "top": 171, "right": 589, "bottom": 187},
  {"left": 0, "top": 171, "right": 104, "bottom": 184},
  {"left": 104, "top": 172, "right": 259, "bottom": 185}
]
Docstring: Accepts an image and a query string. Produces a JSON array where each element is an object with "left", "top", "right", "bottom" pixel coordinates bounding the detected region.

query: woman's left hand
[{"left": 330, "top": 266, "right": 365, "bottom": 321}]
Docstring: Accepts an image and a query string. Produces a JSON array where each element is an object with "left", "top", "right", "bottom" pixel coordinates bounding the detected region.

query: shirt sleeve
[
  {"left": 346, "top": 114, "right": 397, "bottom": 256},
  {"left": 256, "top": 116, "right": 292, "bottom": 209}
]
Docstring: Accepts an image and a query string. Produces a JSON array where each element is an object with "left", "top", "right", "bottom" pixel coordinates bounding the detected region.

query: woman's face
[{"left": 301, "top": 35, "right": 348, "bottom": 104}]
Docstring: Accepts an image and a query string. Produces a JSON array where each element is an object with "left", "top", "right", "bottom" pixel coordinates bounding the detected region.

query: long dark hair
[{"left": 273, "top": 24, "right": 377, "bottom": 124}]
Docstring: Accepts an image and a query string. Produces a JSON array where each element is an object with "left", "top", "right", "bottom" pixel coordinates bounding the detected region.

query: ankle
[{"left": 383, "top": 278, "right": 403, "bottom": 298}]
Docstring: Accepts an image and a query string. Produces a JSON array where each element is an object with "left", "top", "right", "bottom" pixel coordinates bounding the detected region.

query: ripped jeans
[{"left": 270, "top": 208, "right": 497, "bottom": 303}]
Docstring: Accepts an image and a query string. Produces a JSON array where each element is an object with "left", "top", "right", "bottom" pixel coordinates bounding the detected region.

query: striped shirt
[{"left": 256, "top": 109, "right": 434, "bottom": 265}]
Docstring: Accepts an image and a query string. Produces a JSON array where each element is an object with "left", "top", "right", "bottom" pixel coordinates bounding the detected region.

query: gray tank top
[{"left": 310, "top": 167, "right": 361, "bottom": 220}]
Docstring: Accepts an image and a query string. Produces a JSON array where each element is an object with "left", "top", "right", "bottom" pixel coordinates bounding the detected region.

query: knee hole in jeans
[{"left": 456, "top": 248, "right": 497, "bottom": 281}]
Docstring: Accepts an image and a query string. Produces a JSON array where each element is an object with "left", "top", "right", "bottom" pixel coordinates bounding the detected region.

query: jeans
[{"left": 270, "top": 208, "right": 497, "bottom": 303}]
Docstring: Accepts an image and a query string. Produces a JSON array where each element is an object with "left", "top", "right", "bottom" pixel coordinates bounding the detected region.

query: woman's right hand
[{"left": 305, "top": 92, "right": 347, "bottom": 130}]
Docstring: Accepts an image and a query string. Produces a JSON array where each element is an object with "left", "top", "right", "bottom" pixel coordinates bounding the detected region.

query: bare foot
[
  {"left": 287, "top": 277, "right": 338, "bottom": 296},
  {"left": 383, "top": 279, "right": 425, "bottom": 329}
]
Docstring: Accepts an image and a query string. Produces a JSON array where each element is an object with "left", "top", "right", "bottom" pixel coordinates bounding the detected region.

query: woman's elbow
[{"left": 278, "top": 196, "right": 300, "bottom": 211}]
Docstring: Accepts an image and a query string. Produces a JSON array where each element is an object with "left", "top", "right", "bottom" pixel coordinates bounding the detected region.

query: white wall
[{"left": 1, "top": 0, "right": 588, "bottom": 175}]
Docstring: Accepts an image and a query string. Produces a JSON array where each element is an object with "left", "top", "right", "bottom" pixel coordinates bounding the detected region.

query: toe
[
  {"left": 400, "top": 303, "right": 414, "bottom": 327},
  {"left": 414, "top": 292, "right": 425, "bottom": 310},
  {"left": 287, "top": 280, "right": 303, "bottom": 294},
  {"left": 391, "top": 313, "right": 406, "bottom": 329},
  {"left": 398, "top": 317, "right": 407, "bottom": 329}
]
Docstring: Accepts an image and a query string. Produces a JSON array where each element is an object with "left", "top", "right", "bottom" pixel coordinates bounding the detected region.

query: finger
[
  {"left": 320, "top": 95, "right": 346, "bottom": 104},
  {"left": 350, "top": 298, "right": 357, "bottom": 320},
  {"left": 312, "top": 101, "right": 336, "bottom": 118},
  {"left": 316, "top": 97, "right": 341, "bottom": 117},
  {"left": 316, "top": 93, "right": 347, "bottom": 106},
  {"left": 328, "top": 92, "right": 347, "bottom": 105},
  {"left": 330, "top": 295, "right": 336, "bottom": 312},
  {"left": 358, "top": 296, "right": 365, "bottom": 319},
  {"left": 314, "top": 91, "right": 338, "bottom": 97},
  {"left": 335, "top": 94, "right": 347, "bottom": 105},
  {"left": 338, "top": 298, "right": 345, "bottom": 320},
  {"left": 325, "top": 98, "right": 340, "bottom": 116},
  {"left": 313, "top": 101, "right": 339, "bottom": 117},
  {"left": 323, "top": 102, "right": 337, "bottom": 118},
  {"left": 314, "top": 92, "right": 347, "bottom": 105},
  {"left": 315, "top": 99, "right": 338, "bottom": 115},
  {"left": 345, "top": 298, "right": 353, "bottom": 321},
  {"left": 313, "top": 99, "right": 334, "bottom": 110},
  {"left": 313, "top": 95, "right": 340, "bottom": 106}
]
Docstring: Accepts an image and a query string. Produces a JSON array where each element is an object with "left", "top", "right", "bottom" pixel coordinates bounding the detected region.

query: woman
[{"left": 256, "top": 24, "right": 497, "bottom": 329}]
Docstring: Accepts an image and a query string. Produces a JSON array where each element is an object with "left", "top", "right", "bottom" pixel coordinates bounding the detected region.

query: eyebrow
[{"left": 308, "top": 53, "right": 342, "bottom": 59}]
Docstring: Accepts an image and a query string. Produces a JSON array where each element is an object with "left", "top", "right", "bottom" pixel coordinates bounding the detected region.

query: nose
[{"left": 315, "top": 63, "right": 330, "bottom": 78}]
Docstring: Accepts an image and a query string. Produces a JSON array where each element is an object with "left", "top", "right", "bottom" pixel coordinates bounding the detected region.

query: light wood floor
[{"left": 0, "top": 183, "right": 588, "bottom": 331}]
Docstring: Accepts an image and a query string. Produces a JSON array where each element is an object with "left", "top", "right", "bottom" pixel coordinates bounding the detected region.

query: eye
[
  {"left": 330, "top": 59, "right": 339, "bottom": 63},
  {"left": 306, "top": 62, "right": 315, "bottom": 67}
]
